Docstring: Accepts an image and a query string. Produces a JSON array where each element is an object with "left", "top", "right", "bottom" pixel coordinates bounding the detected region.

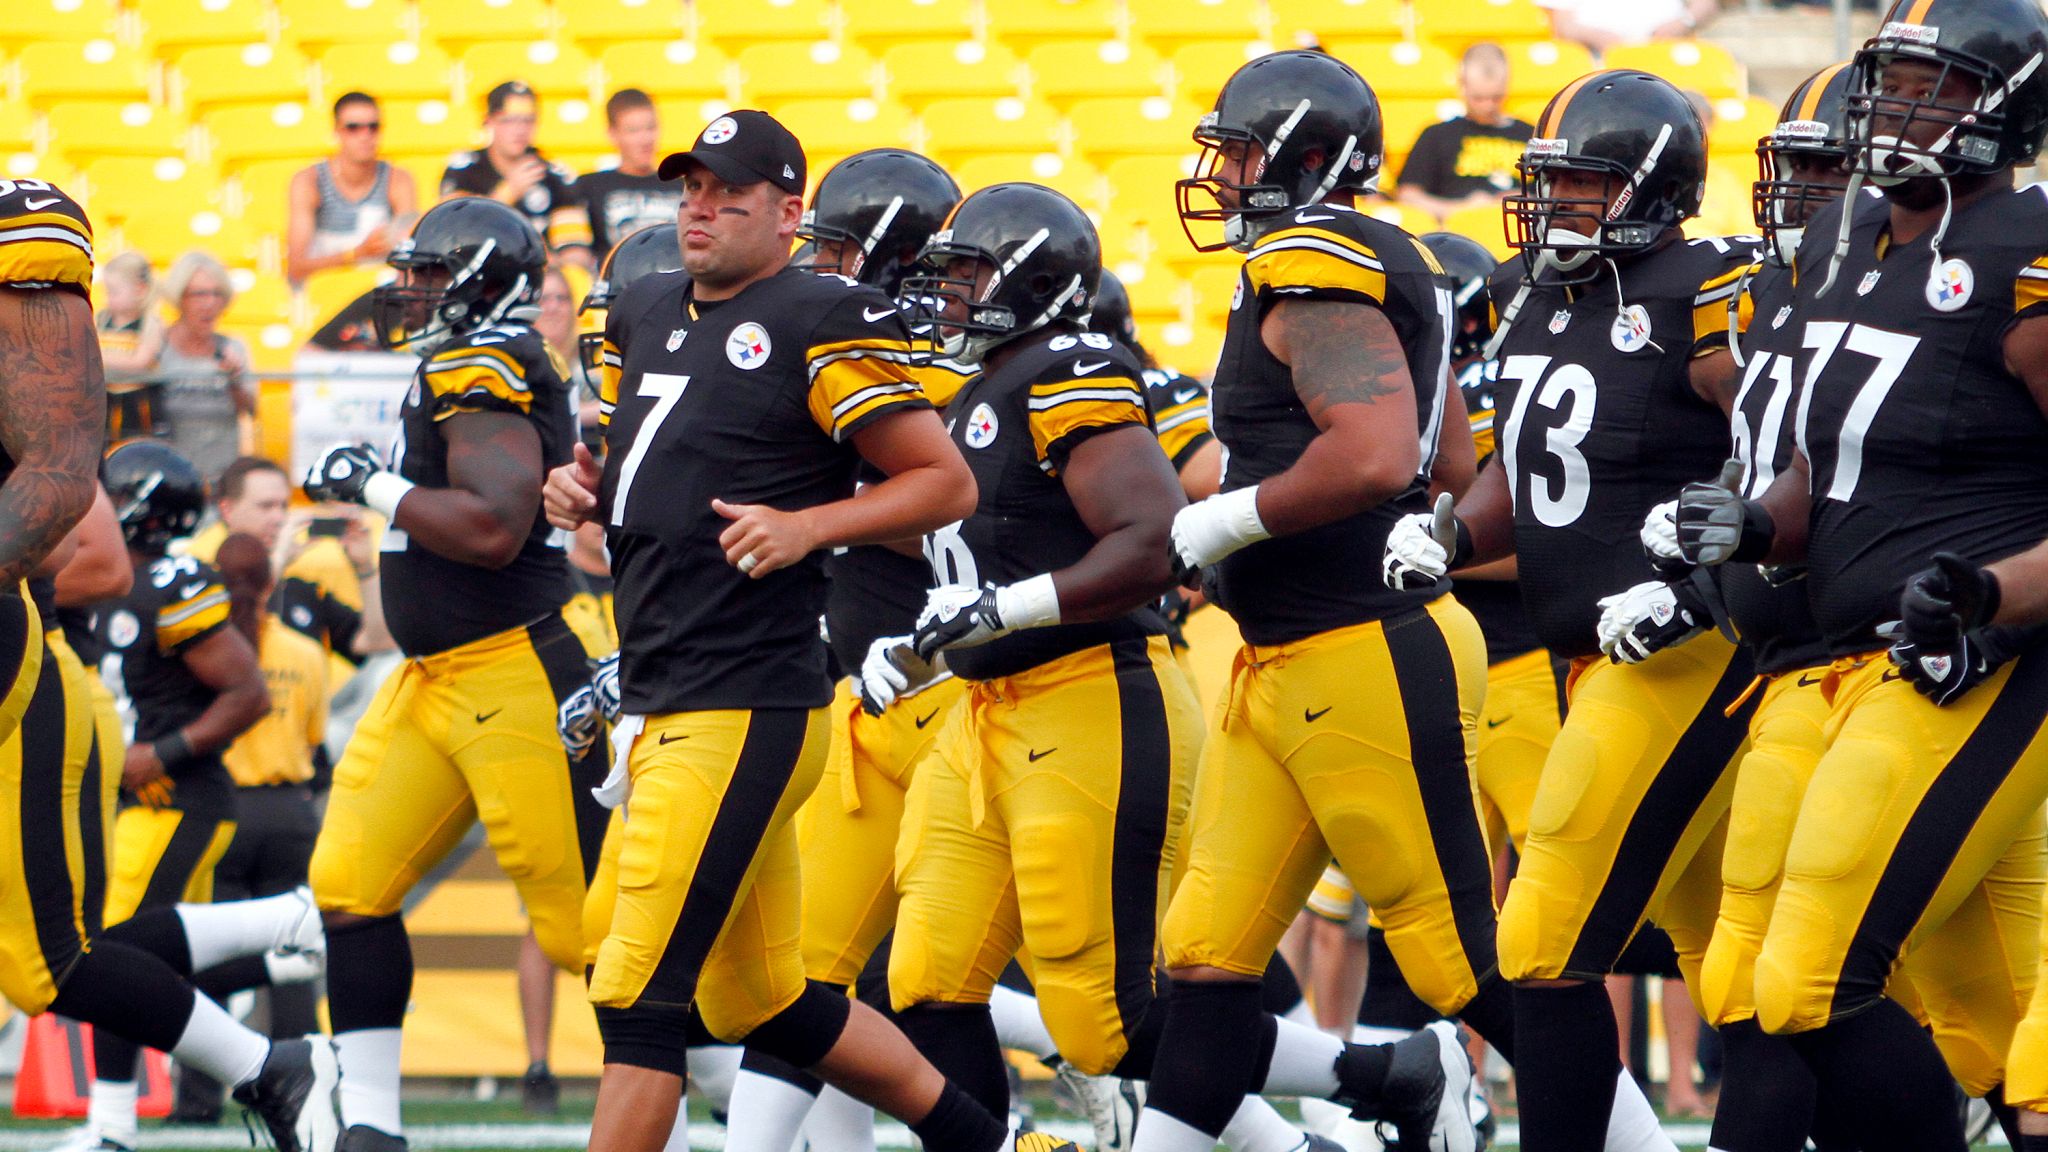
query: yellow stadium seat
[
  {"left": 534, "top": 95, "right": 612, "bottom": 154},
  {"left": 300, "top": 264, "right": 385, "bottom": 331},
  {"left": 599, "top": 40, "right": 732, "bottom": 102},
  {"left": 1694, "top": 166, "right": 1757, "bottom": 239},
  {"left": 202, "top": 102, "right": 337, "bottom": 168},
  {"left": 735, "top": 41, "right": 881, "bottom": 103},
  {"left": 922, "top": 97, "right": 1064, "bottom": 161},
  {"left": 231, "top": 158, "right": 309, "bottom": 237},
  {"left": 1179, "top": 262, "right": 1239, "bottom": 321},
  {"left": 1168, "top": 41, "right": 1277, "bottom": 110},
  {"left": 1708, "top": 94, "right": 1779, "bottom": 158},
  {"left": 134, "top": 0, "right": 271, "bottom": 56},
  {"left": 1026, "top": 41, "right": 1168, "bottom": 108},
  {"left": 1357, "top": 197, "right": 1438, "bottom": 237},
  {"left": 16, "top": 40, "right": 154, "bottom": 108},
  {"left": 1411, "top": 0, "right": 1552, "bottom": 45},
  {"left": 1270, "top": 0, "right": 1407, "bottom": 42},
  {"left": 981, "top": 0, "right": 1121, "bottom": 50},
  {"left": 841, "top": 0, "right": 978, "bottom": 50},
  {"left": 172, "top": 44, "right": 316, "bottom": 116},
  {"left": 1332, "top": 38, "right": 1459, "bottom": 100},
  {"left": 881, "top": 41, "right": 1025, "bottom": 108},
  {"left": 1379, "top": 97, "right": 1456, "bottom": 162},
  {"left": 559, "top": 0, "right": 687, "bottom": 48},
  {"left": 118, "top": 203, "right": 264, "bottom": 268},
  {"left": 415, "top": 0, "right": 554, "bottom": 51},
  {"left": 951, "top": 153, "right": 1102, "bottom": 208},
  {"left": 1103, "top": 154, "right": 1196, "bottom": 217},
  {"left": 0, "top": 105, "right": 38, "bottom": 158},
  {"left": 459, "top": 40, "right": 599, "bottom": 104},
  {"left": 226, "top": 272, "right": 294, "bottom": 328},
  {"left": 1126, "top": 0, "right": 1265, "bottom": 49},
  {"left": 770, "top": 99, "right": 917, "bottom": 161},
  {"left": 1441, "top": 201, "right": 1513, "bottom": 260},
  {"left": 80, "top": 157, "right": 225, "bottom": 228},
  {"left": 1068, "top": 96, "right": 1202, "bottom": 162},
  {"left": 0, "top": 0, "right": 120, "bottom": 50},
  {"left": 277, "top": 0, "right": 414, "bottom": 50},
  {"left": 379, "top": 98, "right": 482, "bottom": 157},
  {"left": 45, "top": 101, "right": 190, "bottom": 164},
  {"left": 318, "top": 41, "right": 459, "bottom": 103},
  {"left": 1497, "top": 40, "right": 1596, "bottom": 110},
  {"left": 1603, "top": 39, "right": 1745, "bottom": 102},
  {"left": 694, "top": 0, "right": 834, "bottom": 48}
]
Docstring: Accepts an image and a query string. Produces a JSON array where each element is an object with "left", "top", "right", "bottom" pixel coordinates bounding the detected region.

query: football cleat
[
  {"left": 231, "top": 1036, "right": 339, "bottom": 1152},
  {"left": 1013, "top": 1133, "right": 1081, "bottom": 1152},
  {"left": 336, "top": 1124, "right": 409, "bottom": 1152},
  {"left": 1355, "top": 1021, "right": 1478, "bottom": 1152},
  {"left": 1049, "top": 1058, "right": 1140, "bottom": 1152},
  {"left": 521, "top": 1061, "right": 560, "bottom": 1116}
]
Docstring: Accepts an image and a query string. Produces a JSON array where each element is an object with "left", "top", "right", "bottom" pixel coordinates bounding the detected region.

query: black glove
[
  {"left": 911, "top": 584, "right": 1008, "bottom": 662},
  {"left": 1899, "top": 552, "right": 2002, "bottom": 649},
  {"left": 1888, "top": 625, "right": 2026, "bottom": 707},
  {"left": 303, "top": 443, "right": 384, "bottom": 505},
  {"left": 1675, "top": 459, "right": 1774, "bottom": 566}
]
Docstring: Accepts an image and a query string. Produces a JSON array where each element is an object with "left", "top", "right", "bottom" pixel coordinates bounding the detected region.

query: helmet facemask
[
  {"left": 898, "top": 228, "right": 1085, "bottom": 366},
  {"left": 795, "top": 197, "right": 915, "bottom": 292},
  {"left": 1847, "top": 41, "right": 2034, "bottom": 186},
  {"left": 372, "top": 238, "right": 532, "bottom": 355},
  {"left": 1754, "top": 123, "right": 1852, "bottom": 266},
  {"left": 1505, "top": 149, "right": 1662, "bottom": 284},
  {"left": 1176, "top": 109, "right": 1363, "bottom": 253}
]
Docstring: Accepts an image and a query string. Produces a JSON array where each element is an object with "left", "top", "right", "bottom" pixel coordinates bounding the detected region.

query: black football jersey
[
  {"left": 440, "top": 150, "right": 587, "bottom": 246},
  {"left": 1142, "top": 367, "right": 1214, "bottom": 472},
  {"left": 272, "top": 575, "right": 362, "bottom": 664},
  {"left": 935, "top": 330, "right": 1167, "bottom": 680},
  {"left": 1719, "top": 260, "right": 1829, "bottom": 675},
  {"left": 0, "top": 180, "right": 93, "bottom": 497},
  {"left": 1207, "top": 204, "right": 1457, "bottom": 645},
  {"left": 599, "top": 267, "right": 931, "bottom": 713},
  {"left": 1452, "top": 358, "right": 1543, "bottom": 664},
  {"left": 1792, "top": 186, "right": 2048, "bottom": 654},
  {"left": 1492, "top": 233, "right": 1758, "bottom": 658},
  {"left": 98, "top": 554, "right": 236, "bottom": 818},
  {"left": 379, "top": 324, "right": 575, "bottom": 657}
]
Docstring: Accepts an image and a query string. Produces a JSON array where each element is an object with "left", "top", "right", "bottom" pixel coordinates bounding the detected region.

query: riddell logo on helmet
[
  {"left": 1525, "top": 138, "right": 1569, "bottom": 158},
  {"left": 1880, "top": 22, "right": 1939, "bottom": 45}
]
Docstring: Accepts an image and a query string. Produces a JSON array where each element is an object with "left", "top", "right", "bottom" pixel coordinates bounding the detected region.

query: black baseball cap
[{"left": 657, "top": 109, "right": 806, "bottom": 194}]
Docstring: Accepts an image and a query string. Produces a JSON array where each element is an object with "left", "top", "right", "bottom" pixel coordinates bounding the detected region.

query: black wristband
[
  {"left": 152, "top": 732, "right": 194, "bottom": 770},
  {"left": 1978, "top": 568, "right": 2003, "bottom": 628},
  {"left": 1450, "top": 517, "right": 1475, "bottom": 570},
  {"left": 1729, "top": 499, "right": 1776, "bottom": 563}
]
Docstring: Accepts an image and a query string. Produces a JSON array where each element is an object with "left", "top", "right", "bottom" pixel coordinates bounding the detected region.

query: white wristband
[
  {"left": 994, "top": 573, "right": 1062, "bottom": 631},
  {"left": 361, "top": 472, "right": 416, "bottom": 521},
  {"left": 1215, "top": 485, "right": 1270, "bottom": 546}
]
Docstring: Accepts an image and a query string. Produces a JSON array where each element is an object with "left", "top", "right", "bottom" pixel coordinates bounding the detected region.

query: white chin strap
[
  {"left": 1536, "top": 227, "right": 1596, "bottom": 274},
  {"left": 1771, "top": 224, "right": 1805, "bottom": 267},
  {"left": 1864, "top": 132, "right": 1950, "bottom": 187}
]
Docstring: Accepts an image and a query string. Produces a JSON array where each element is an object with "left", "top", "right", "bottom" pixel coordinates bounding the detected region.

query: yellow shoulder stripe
[
  {"left": 809, "top": 353, "right": 924, "bottom": 442},
  {"left": 1246, "top": 229, "right": 1387, "bottom": 302},
  {"left": 158, "top": 588, "right": 229, "bottom": 651},
  {"left": 1029, "top": 390, "right": 1147, "bottom": 472}
]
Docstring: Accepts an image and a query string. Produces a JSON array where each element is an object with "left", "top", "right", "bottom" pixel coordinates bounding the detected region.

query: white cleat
[
  {"left": 276, "top": 886, "right": 325, "bottom": 956},
  {"left": 265, "top": 947, "right": 326, "bottom": 985},
  {"left": 1050, "top": 1061, "right": 1141, "bottom": 1152}
]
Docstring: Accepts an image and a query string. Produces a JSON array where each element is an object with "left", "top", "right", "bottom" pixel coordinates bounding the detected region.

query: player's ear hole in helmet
[
  {"left": 794, "top": 149, "right": 962, "bottom": 296},
  {"left": 897, "top": 182, "right": 1099, "bottom": 367},
  {"left": 577, "top": 223, "right": 685, "bottom": 378},
  {"left": 103, "top": 439, "right": 207, "bottom": 555},
  {"left": 372, "top": 197, "right": 548, "bottom": 356}
]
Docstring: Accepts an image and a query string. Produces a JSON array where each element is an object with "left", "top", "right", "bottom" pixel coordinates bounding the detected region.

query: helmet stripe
[
  {"left": 1901, "top": 0, "right": 1936, "bottom": 24},
  {"left": 1540, "top": 72, "right": 1601, "bottom": 139},
  {"left": 1798, "top": 63, "right": 1847, "bottom": 122}
]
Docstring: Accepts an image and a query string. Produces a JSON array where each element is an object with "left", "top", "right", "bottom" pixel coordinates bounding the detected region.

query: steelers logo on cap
[{"left": 703, "top": 116, "right": 738, "bottom": 145}]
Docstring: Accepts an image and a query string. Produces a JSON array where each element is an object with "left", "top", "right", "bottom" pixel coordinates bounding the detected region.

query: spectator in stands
[
  {"left": 96, "top": 250, "right": 165, "bottom": 440},
  {"left": 1540, "top": 0, "right": 1719, "bottom": 52},
  {"left": 441, "top": 80, "right": 592, "bottom": 268},
  {"left": 285, "top": 91, "right": 418, "bottom": 288},
  {"left": 577, "top": 89, "right": 680, "bottom": 261},
  {"left": 534, "top": 266, "right": 593, "bottom": 404},
  {"left": 1395, "top": 43, "right": 1535, "bottom": 223},
  {"left": 154, "top": 252, "right": 255, "bottom": 482}
]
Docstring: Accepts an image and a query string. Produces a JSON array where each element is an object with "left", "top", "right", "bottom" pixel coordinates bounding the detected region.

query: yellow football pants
[
  {"left": 1476, "top": 646, "right": 1565, "bottom": 858},
  {"left": 0, "top": 631, "right": 96, "bottom": 1013},
  {"left": 1161, "top": 598, "right": 1497, "bottom": 1018},
  {"left": 585, "top": 707, "right": 828, "bottom": 1041},
  {"left": 797, "top": 676, "right": 964, "bottom": 987},
  {"left": 104, "top": 807, "right": 236, "bottom": 925},
  {"left": 310, "top": 613, "right": 608, "bottom": 973},
  {"left": 891, "top": 636, "right": 1198, "bottom": 1076},
  {"left": 2008, "top": 883, "right": 2048, "bottom": 1110},
  {"left": 1498, "top": 631, "right": 1754, "bottom": 998}
]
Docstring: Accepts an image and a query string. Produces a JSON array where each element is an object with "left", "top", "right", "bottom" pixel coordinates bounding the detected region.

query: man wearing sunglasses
[{"left": 285, "top": 92, "right": 418, "bottom": 288}]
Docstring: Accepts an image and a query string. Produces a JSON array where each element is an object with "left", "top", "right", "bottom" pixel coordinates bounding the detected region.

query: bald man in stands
[{"left": 1394, "top": 44, "right": 1535, "bottom": 223}]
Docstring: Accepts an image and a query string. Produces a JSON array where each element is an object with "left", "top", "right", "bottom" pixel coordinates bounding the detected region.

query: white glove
[
  {"left": 911, "top": 576, "right": 1060, "bottom": 661},
  {"left": 1169, "top": 487, "right": 1270, "bottom": 580},
  {"left": 1382, "top": 492, "right": 1459, "bottom": 590},
  {"left": 859, "top": 635, "right": 945, "bottom": 715},
  {"left": 1597, "top": 580, "right": 1707, "bottom": 664},
  {"left": 1640, "top": 499, "right": 1682, "bottom": 565}
]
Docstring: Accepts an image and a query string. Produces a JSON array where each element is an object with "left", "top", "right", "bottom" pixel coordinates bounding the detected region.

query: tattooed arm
[
  {"left": 1250, "top": 296, "right": 1421, "bottom": 536},
  {"left": 391, "top": 411, "right": 542, "bottom": 569},
  {"left": 0, "top": 288, "right": 106, "bottom": 586}
]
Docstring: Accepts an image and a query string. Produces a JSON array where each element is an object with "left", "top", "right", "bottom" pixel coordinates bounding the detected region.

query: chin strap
[{"left": 1813, "top": 167, "right": 1863, "bottom": 298}]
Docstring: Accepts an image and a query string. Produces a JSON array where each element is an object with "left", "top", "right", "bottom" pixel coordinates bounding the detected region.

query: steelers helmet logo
[
  {"left": 963, "top": 402, "right": 999, "bottom": 449},
  {"left": 1230, "top": 278, "right": 1244, "bottom": 312},
  {"left": 522, "top": 186, "right": 550, "bottom": 214},
  {"left": 702, "top": 116, "right": 738, "bottom": 145},
  {"left": 1925, "top": 258, "right": 1973, "bottom": 312},
  {"left": 726, "top": 322, "right": 772, "bottom": 370},
  {"left": 107, "top": 610, "right": 140, "bottom": 650},
  {"left": 290, "top": 604, "right": 314, "bottom": 628}
]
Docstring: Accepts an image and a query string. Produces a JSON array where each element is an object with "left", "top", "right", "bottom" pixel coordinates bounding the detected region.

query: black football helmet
[
  {"left": 103, "top": 439, "right": 205, "bottom": 555},
  {"left": 795, "top": 149, "right": 962, "bottom": 295},
  {"left": 1088, "top": 266, "right": 1138, "bottom": 347},
  {"left": 1178, "top": 50, "right": 1384, "bottom": 252},
  {"left": 899, "top": 183, "right": 1099, "bottom": 366},
  {"left": 373, "top": 197, "right": 546, "bottom": 355},
  {"left": 578, "top": 223, "right": 684, "bottom": 376},
  {"left": 1504, "top": 70, "right": 1706, "bottom": 283},
  {"left": 1420, "top": 232, "right": 1499, "bottom": 364},
  {"left": 1755, "top": 64, "right": 1856, "bottom": 265},
  {"left": 1847, "top": 0, "right": 2048, "bottom": 184}
]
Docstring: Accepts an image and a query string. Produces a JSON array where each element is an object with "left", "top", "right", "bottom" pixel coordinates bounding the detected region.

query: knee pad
[
  {"left": 595, "top": 1001, "right": 692, "bottom": 1077},
  {"left": 742, "top": 980, "right": 851, "bottom": 1070},
  {"left": 1034, "top": 979, "right": 1127, "bottom": 1076}
]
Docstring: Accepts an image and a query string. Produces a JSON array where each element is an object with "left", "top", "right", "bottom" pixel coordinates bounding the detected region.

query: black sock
[
  {"left": 739, "top": 1047, "right": 822, "bottom": 1096},
  {"left": 1808, "top": 1068, "right": 1861, "bottom": 1152},
  {"left": 894, "top": 1004, "right": 1008, "bottom": 1119},
  {"left": 1785, "top": 998, "right": 1965, "bottom": 1152},
  {"left": 2022, "top": 1133, "right": 2048, "bottom": 1152},
  {"left": 192, "top": 955, "right": 270, "bottom": 1002},
  {"left": 1708, "top": 1018, "right": 1814, "bottom": 1152},
  {"left": 1988, "top": 1085, "right": 2026, "bottom": 1151},
  {"left": 325, "top": 915, "right": 412, "bottom": 1033},
  {"left": 1455, "top": 973, "right": 1516, "bottom": 1063},
  {"left": 1143, "top": 979, "right": 1263, "bottom": 1137},
  {"left": 1261, "top": 951, "right": 1305, "bottom": 1017},
  {"left": 50, "top": 939, "right": 198, "bottom": 1055},
  {"left": 908, "top": 1080, "right": 1006, "bottom": 1152},
  {"left": 1333, "top": 1037, "right": 1394, "bottom": 1112},
  {"left": 98, "top": 908, "right": 193, "bottom": 975},
  {"left": 1109, "top": 998, "right": 1166, "bottom": 1080},
  {"left": 1513, "top": 981, "right": 1621, "bottom": 1152}
]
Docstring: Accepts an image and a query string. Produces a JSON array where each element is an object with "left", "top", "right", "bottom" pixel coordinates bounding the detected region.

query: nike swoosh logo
[
  {"left": 1486, "top": 715, "right": 1511, "bottom": 729},
  {"left": 915, "top": 708, "right": 940, "bottom": 730},
  {"left": 864, "top": 307, "right": 897, "bottom": 322},
  {"left": 1880, "top": 668, "right": 1902, "bottom": 683},
  {"left": 180, "top": 581, "right": 208, "bottom": 599},
  {"left": 659, "top": 732, "right": 691, "bottom": 744},
  {"left": 1072, "top": 359, "right": 1111, "bottom": 375},
  {"left": 475, "top": 708, "right": 502, "bottom": 723},
  {"left": 1293, "top": 213, "right": 1336, "bottom": 222},
  {"left": 1027, "top": 747, "right": 1056, "bottom": 762},
  {"left": 1173, "top": 386, "right": 1199, "bottom": 403},
  {"left": 469, "top": 333, "right": 510, "bottom": 345},
  {"left": 1305, "top": 707, "right": 1331, "bottom": 722},
  {"left": 22, "top": 196, "right": 60, "bottom": 211},
  {"left": 1797, "top": 673, "right": 1825, "bottom": 686}
]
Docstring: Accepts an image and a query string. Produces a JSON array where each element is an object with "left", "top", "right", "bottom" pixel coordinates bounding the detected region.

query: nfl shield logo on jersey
[
  {"left": 1925, "top": 258, "right": 1973, "bottom": 312},
  {"left": 727, "top": 322, "right": 772, "bottom": 369},
  {"left": 1548, "top": 309, "right": 1571, "bottom": 334},
  {"left": 963, "top": 402, "right": 999, "bottom": 449},
  {"left": 666, "top": 327, "right": 686, "bottom": 352}
]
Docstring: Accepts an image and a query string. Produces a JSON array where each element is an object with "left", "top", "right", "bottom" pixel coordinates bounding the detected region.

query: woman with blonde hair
[{"left": 154, "top": 252, "right": 256, "bottom": 481}]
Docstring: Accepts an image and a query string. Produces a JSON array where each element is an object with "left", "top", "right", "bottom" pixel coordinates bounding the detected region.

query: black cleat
[
  {"left": 1342, "top": 1021, "right": 1478, "bottom": 1152},
  {"left": 520, "top": 1061, "right": 560, "bottom": 1115},
  {"left": 335, "top": 1125, "right": 409, "bottom": 1152},
  {"left": 231, "top": 1036, "right": 338, "bottom": 1152}
]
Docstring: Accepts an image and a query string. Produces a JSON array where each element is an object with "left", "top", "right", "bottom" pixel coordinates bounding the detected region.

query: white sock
[
  {"left": 802, "top": 1085, "right": 876, "bottom": 1152},
  {"left": 1132, "top": 1107, "right": 1225, "bottom": 1152},
  {"left": 1296, "top": 1095, "right": 1350, "bottom": 1136},
  {"left": 1220, "top": 1095, "right": 1308, "bottom": 1152},
  {"left": 990, "top": 985, "right": 1058, "bottom": 1061},
  {"left": 334, "top": 1028, "right": 404, "bottom": 1135},
  {"left": 88, "top": 1079, "right": 139, "bottom": 1147},
  {"left": 177, "top": 891, "right": 312, "bottom": 971},
  {"left": 722, "top": 1068, "right": 818, "bottom": 1152},
  {"left": 1350, "top": 1023, "right": 1412, "bottom": 1046},
  {"left": 1606, "top": 1067, "right": 1679, "bottom": 1152},
  {"left": 687, "top": 1044, "right": 742, "bottom": 1114},
  {"left": 168, "top": 995, "right": 269, "bottom": 1089},
  {"left": 1256, "top": 1016, "right": 1343, "bottom": 1097}
]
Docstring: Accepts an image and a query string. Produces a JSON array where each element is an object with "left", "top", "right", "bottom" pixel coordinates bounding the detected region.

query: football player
[
  {"left": 1088, "top": 268, "right": 1221, "bottom": 501},
  {"left": 1381, "top": 71, "right": 1760, "bottom": 1152},
  {"left": 1132, "top": 51, "right": 1497, "bottom": 1152},
  {"left": 1670, "top": 3, "right": 2048, "bottom": 1147},
  {"left": 542, "top": 109, "right": 1057, "bottom": 1152},
  {"left": 301, "top": 196, "right": 611, "bottom": 1152}
]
